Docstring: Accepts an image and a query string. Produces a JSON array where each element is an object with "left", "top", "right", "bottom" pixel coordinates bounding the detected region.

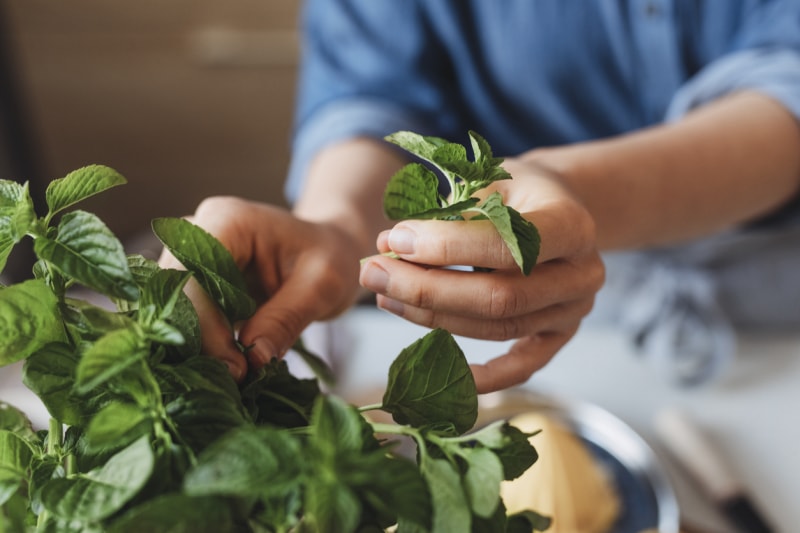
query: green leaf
[
  {"left": 164, "top": 390, "right": 247, "bottom": 454},
  {"left": 304, "top": 479, "right": 361, "bottom": 533},
  {"left": 310, "top": 395, "right": 365, "bottom": 455},
  {"left": 107, "top": 494, "right": 236, "bottom": 533},
  {"left": 382, "top": 328, "right": 478, "bottom": 435},
  {"left": 0, "top": 402, "right": 36, "bottom": 441},
  {"left": 84, "top": 401, "right": 151, "bottom": 453},
  {"left": 23, "top": 343, "right": 108, "bottom": 426},
  {"left": 40, "top": 435, "right": 155, "bottom": 522},
  {"left": 421, "top": 457, "right": 472, "bottom": 532},
  {"left": 466, "top": 193, "right": 539, "bottom": 275},
  {"left": 34, "top": 210, "right": 139, "bottom": 301},
  {"left": 383, "top": 163, "right": 442, "bottom": 220},
  {"left": 0, "top": 181, "right": 37, "bottom": 273},
  {"left": 0, "top": 430, "right": 36, "bottom": 485},
  {"left": 490, "top": 425, "right": 540, "bottom": 481},
  {"left": 45, "top": 165, "right": 126, "bottom": 218},
  {"left": 184, "top": 426, "right": 303, "bottom": 499},
  {"left": 459, "top": 447, "right": 504, "bottom": 518},
  {"left": 75, "top": 328, "right": 149, "bottom": 394},
  {"left": 0, "top": 279, "right": 66, "bottom": 366},
  {"left": 151, "top": 217, "right": 256, "bottom": 323},
  {"left": 240, "top": 358, "right": 321, "bottom": 427},
  {"left": 385, "top": 131, "right": 451, "bottom": 162}
]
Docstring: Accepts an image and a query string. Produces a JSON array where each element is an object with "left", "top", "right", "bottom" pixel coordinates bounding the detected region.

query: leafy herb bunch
[{"left": 0, "top": 133, "right": 549, "bottom": 532}]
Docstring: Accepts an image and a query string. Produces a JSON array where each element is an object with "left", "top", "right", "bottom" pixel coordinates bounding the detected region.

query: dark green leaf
[
  {"left": 34, "top": 210, "right": 139, "bottom": 301},
  {"left": 460, "top": 447, "right": 504, "bottom": 518},
  {"left": 304, "top": 479, "right": 361, "bottom": 533},
  {"left": 165, "top": 390, "right": 247, "bottom": 454},
  {"left": 291, "top": 336, "right": 336, "bottom": 388},
  {"left": 0, "top": 279, "right": 66, "bottom": 366},
  {"left": 382, "top": 328, "right": 478, "bottom": 434},
  {"left": 151, "top": 217, "right": 256, "bottom": 323},
  {"left": 506, "top": 510, "right": 553, "bottom": 533},
  {"left": 107, "top": 493, "right": 236, "bottom": 533},
  {"left": 491, "top": 425, "right": 540, "bottom": 481},
  {"left": 240, "top": 359, "right": 321, "bottom": 427},
  {"left": 45, "top": 165, "right": 126, "bottom": 217}
]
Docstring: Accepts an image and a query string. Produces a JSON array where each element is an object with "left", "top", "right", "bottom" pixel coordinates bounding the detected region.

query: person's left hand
[{"left": 359, "top": 157, "right": 605, "bottom": 393}]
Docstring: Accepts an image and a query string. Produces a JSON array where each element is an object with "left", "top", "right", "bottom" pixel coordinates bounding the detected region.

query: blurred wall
[{"left": 3, "top": 1, "right": 299, "bottom": 249}]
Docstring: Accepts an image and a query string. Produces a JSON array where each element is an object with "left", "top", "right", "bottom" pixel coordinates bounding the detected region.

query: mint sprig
[{"left": 384, "top": 130, "right": 540, "bottom": 275}]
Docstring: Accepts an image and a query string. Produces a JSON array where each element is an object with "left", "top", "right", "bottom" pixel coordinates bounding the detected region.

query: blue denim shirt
[{"left": 287, "top": 0, "right": 800, "bottom": 387}]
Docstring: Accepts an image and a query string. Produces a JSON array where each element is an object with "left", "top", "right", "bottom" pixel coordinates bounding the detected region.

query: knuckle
[{"left": 486, "top": 283, "right": 522, "bottom": 319}]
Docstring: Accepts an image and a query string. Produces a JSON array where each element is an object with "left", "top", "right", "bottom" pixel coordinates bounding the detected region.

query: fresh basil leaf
[
  {"left": 382, "top": 328, "right": 478, "bottom": 435},
  {"left": 164, "top": 390, "right": 247, "bottom": 454},
  {"left": 84, "top": 401, "right": 152, "bottom": 453},
  {"left": 75, "top": 329, "right": 149, "bottom": 395},
  {"left": 0, "top": 430, "right": 36, "bottom": 485},
  {"left": 62, "top": 298, "right": 136, "bottom": 342},
  {"left": 0, "top": 402, "right": 36, "bottom": 441},
  {"left": 384, "top": 131, "right": 451, "bottom": 162},
  {"left": 107, "top": 493, "right": 236, "bottom": 533},
  {"left": 383, "top": 163, "right": 441, "bottom": 220},
  {"left": 491, "top": 424, "right": 540, "bottom": 481},
  {"left": 310, "top": 395, "right": 365, "bottom": 454},
  {"left": 0, "top": 279, "right": 66, "bottom": 367},
  {"left": 23, "top": 343, "right": 104, "bottom": 426},
  {"left": 34, "top": 210, "right": 139, "bottom": 301},
  {"left": 421, "top": 457, "right": 472, "bottom": 532},
  {"left": 466, "top": 193, "right": 539, "bottom": 275},
  {"left": 151, "top": 217, "right": 255, "bottom": 323},
  {"left": 240, "top": 359, "right": 321, "bottom": 428},
  {"left": 0, "top": 180, "right": 37, "bottom": 273},
  {"left": 304, "top": 479, "right": 361, "bottom": 533},
  {"left": 45, "top": 165, "right": 126, "bottom": 218},
  {"left": 184, "top": 426, "right": 303, "bottom": 499},
  {"left": 39, "top": 436, "right": 155, "bottom": 522},
  {"left": 459, "top": 446, "right": 504, "bottom": 518}
]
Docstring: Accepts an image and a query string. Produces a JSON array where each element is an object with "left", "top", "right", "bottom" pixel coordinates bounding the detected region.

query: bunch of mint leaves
[
  {"left": 0, "top": 160, "right": 551, "bottom": 532},
  {"left": 383, "top": 130, "right": 540, "bottom": 275}
]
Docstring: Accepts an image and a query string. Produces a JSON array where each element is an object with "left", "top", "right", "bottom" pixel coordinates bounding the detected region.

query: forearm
[
  {"left": 527, "top": 91, "right": 800, "bottom": 250},
  {"left": 291, "top": 137, "right": 408, "bottom": 257}
]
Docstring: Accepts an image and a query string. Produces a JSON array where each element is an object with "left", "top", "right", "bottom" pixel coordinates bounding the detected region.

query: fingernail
[
  {"left": 249, "top": 337, "right": 278, "bottom": 366},
  {"left": 388, "top": 226, "right": 416, "bottom": 254},
  {"left": 222, "top": 359, "right": 245, "bottom": 382},
  {"left": 360, "top": 262, "right": 389, "bottom": 292}
]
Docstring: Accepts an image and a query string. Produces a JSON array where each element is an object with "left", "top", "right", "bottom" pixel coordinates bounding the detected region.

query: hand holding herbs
[
  {"left": 362, "top": 131, "right": 604, "bottom": 392},
  {"left": 0, "top": 164, "right": 550, "bottom": 531}
]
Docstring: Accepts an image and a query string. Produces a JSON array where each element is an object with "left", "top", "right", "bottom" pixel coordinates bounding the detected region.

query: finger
[
  {"left": 237, "top": 261, "right": 353, "bottom": 368},
  {"left": 183, "top": 278, "right": 249, "bottom": 382},
  {"left": 470, "top": 331, "right": 575, "bottom": 393},
  {"left": 361, "top": 253, "right": 602, "bottom": 320}
]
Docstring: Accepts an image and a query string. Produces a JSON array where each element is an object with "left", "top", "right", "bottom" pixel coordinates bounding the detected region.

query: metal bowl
[{"left": 477, "top": 388, "right": 680, "bottom": 533}]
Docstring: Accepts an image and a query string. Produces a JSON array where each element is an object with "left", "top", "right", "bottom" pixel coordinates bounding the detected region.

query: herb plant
[
  {"left": 383, "top": 131, "right": 540, "bottom": 275},
  {"left": 0, "top": 143, "right": 550, "bottom": 531}
]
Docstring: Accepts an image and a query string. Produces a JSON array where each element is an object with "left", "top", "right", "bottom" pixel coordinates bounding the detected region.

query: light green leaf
[
  {"left": 382, "top": 328, "right": 477, "bottom": 435},
  {"left": 0, "top": 402, "right": 36, "bottom": 441},
  {"left": 384, "top": 131, "right": 451, "bottom": 162},
  {"left": 0, "top": 430, "right": 36, "bottom": 484},
  {"left": 34, "top": 210, "right": 138, "bottom": 301},
  {"left": 383, "top": 163, "right": 441, "bottom": 220},
  {"left": 304, "top": 479, "right": 361, "bottom": 533},
  {"left": 421, "top": 457, "right": 471, "bottom": 532},
  {"left": 75, "top": 328, "right": 149, "bottom": 394},
  {"left": 151, "top": 217, "right": 255, "bottom": 323},
  {"left": 467, "top": 192, "right": 539, "bottom": 275},
  {"left": 184, "top": 426, "right": 303, "bottom": 499},
  {"left": 39, "top": 436, "right": 154, "bottom": 522},
  {"left": 45, "top": 165, "right": 126, "bottom": 218},
  {"left": 0, "top": 279, "right": 66, "bottom": 366},
  {"left": 107, "top": 494, "right": 235, "bottom": 533},
  {"left": 459, "top": 447, "right": 504, "bottom": 518},
  {"left": 84, "top": 401, "right": 151, "bottom": 452},
  {"left": 0, "top": 181, "right": 37, "bottom": 273}
]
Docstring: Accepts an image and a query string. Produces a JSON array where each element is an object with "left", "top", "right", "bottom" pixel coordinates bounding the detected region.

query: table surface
[{"left": 2, "top": 305, "right": 798, "bottom": 533}]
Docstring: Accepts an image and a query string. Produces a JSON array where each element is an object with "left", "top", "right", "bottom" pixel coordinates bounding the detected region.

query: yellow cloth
[{"left": 501, "top": 412, "right": 621, "bottom": 533}]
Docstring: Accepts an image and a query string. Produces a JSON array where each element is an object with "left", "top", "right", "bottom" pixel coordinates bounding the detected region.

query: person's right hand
[{"left": 158, "top": 196, "right": 363, "bottom": 381}]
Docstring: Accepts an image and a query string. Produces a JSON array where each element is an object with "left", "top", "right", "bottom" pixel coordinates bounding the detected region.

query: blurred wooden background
[{"left": 2, "top": 1, "right": 300, "bottom": 263}]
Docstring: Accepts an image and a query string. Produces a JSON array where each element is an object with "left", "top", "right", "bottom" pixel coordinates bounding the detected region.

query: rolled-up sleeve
[{"left": 666, "top": 1, "right": 800, "bottom": 121}]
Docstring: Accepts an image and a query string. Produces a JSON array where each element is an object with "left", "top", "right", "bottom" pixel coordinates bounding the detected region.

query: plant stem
[{"left": 357, "top": 403, "right": 384, "bottom": 413}]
